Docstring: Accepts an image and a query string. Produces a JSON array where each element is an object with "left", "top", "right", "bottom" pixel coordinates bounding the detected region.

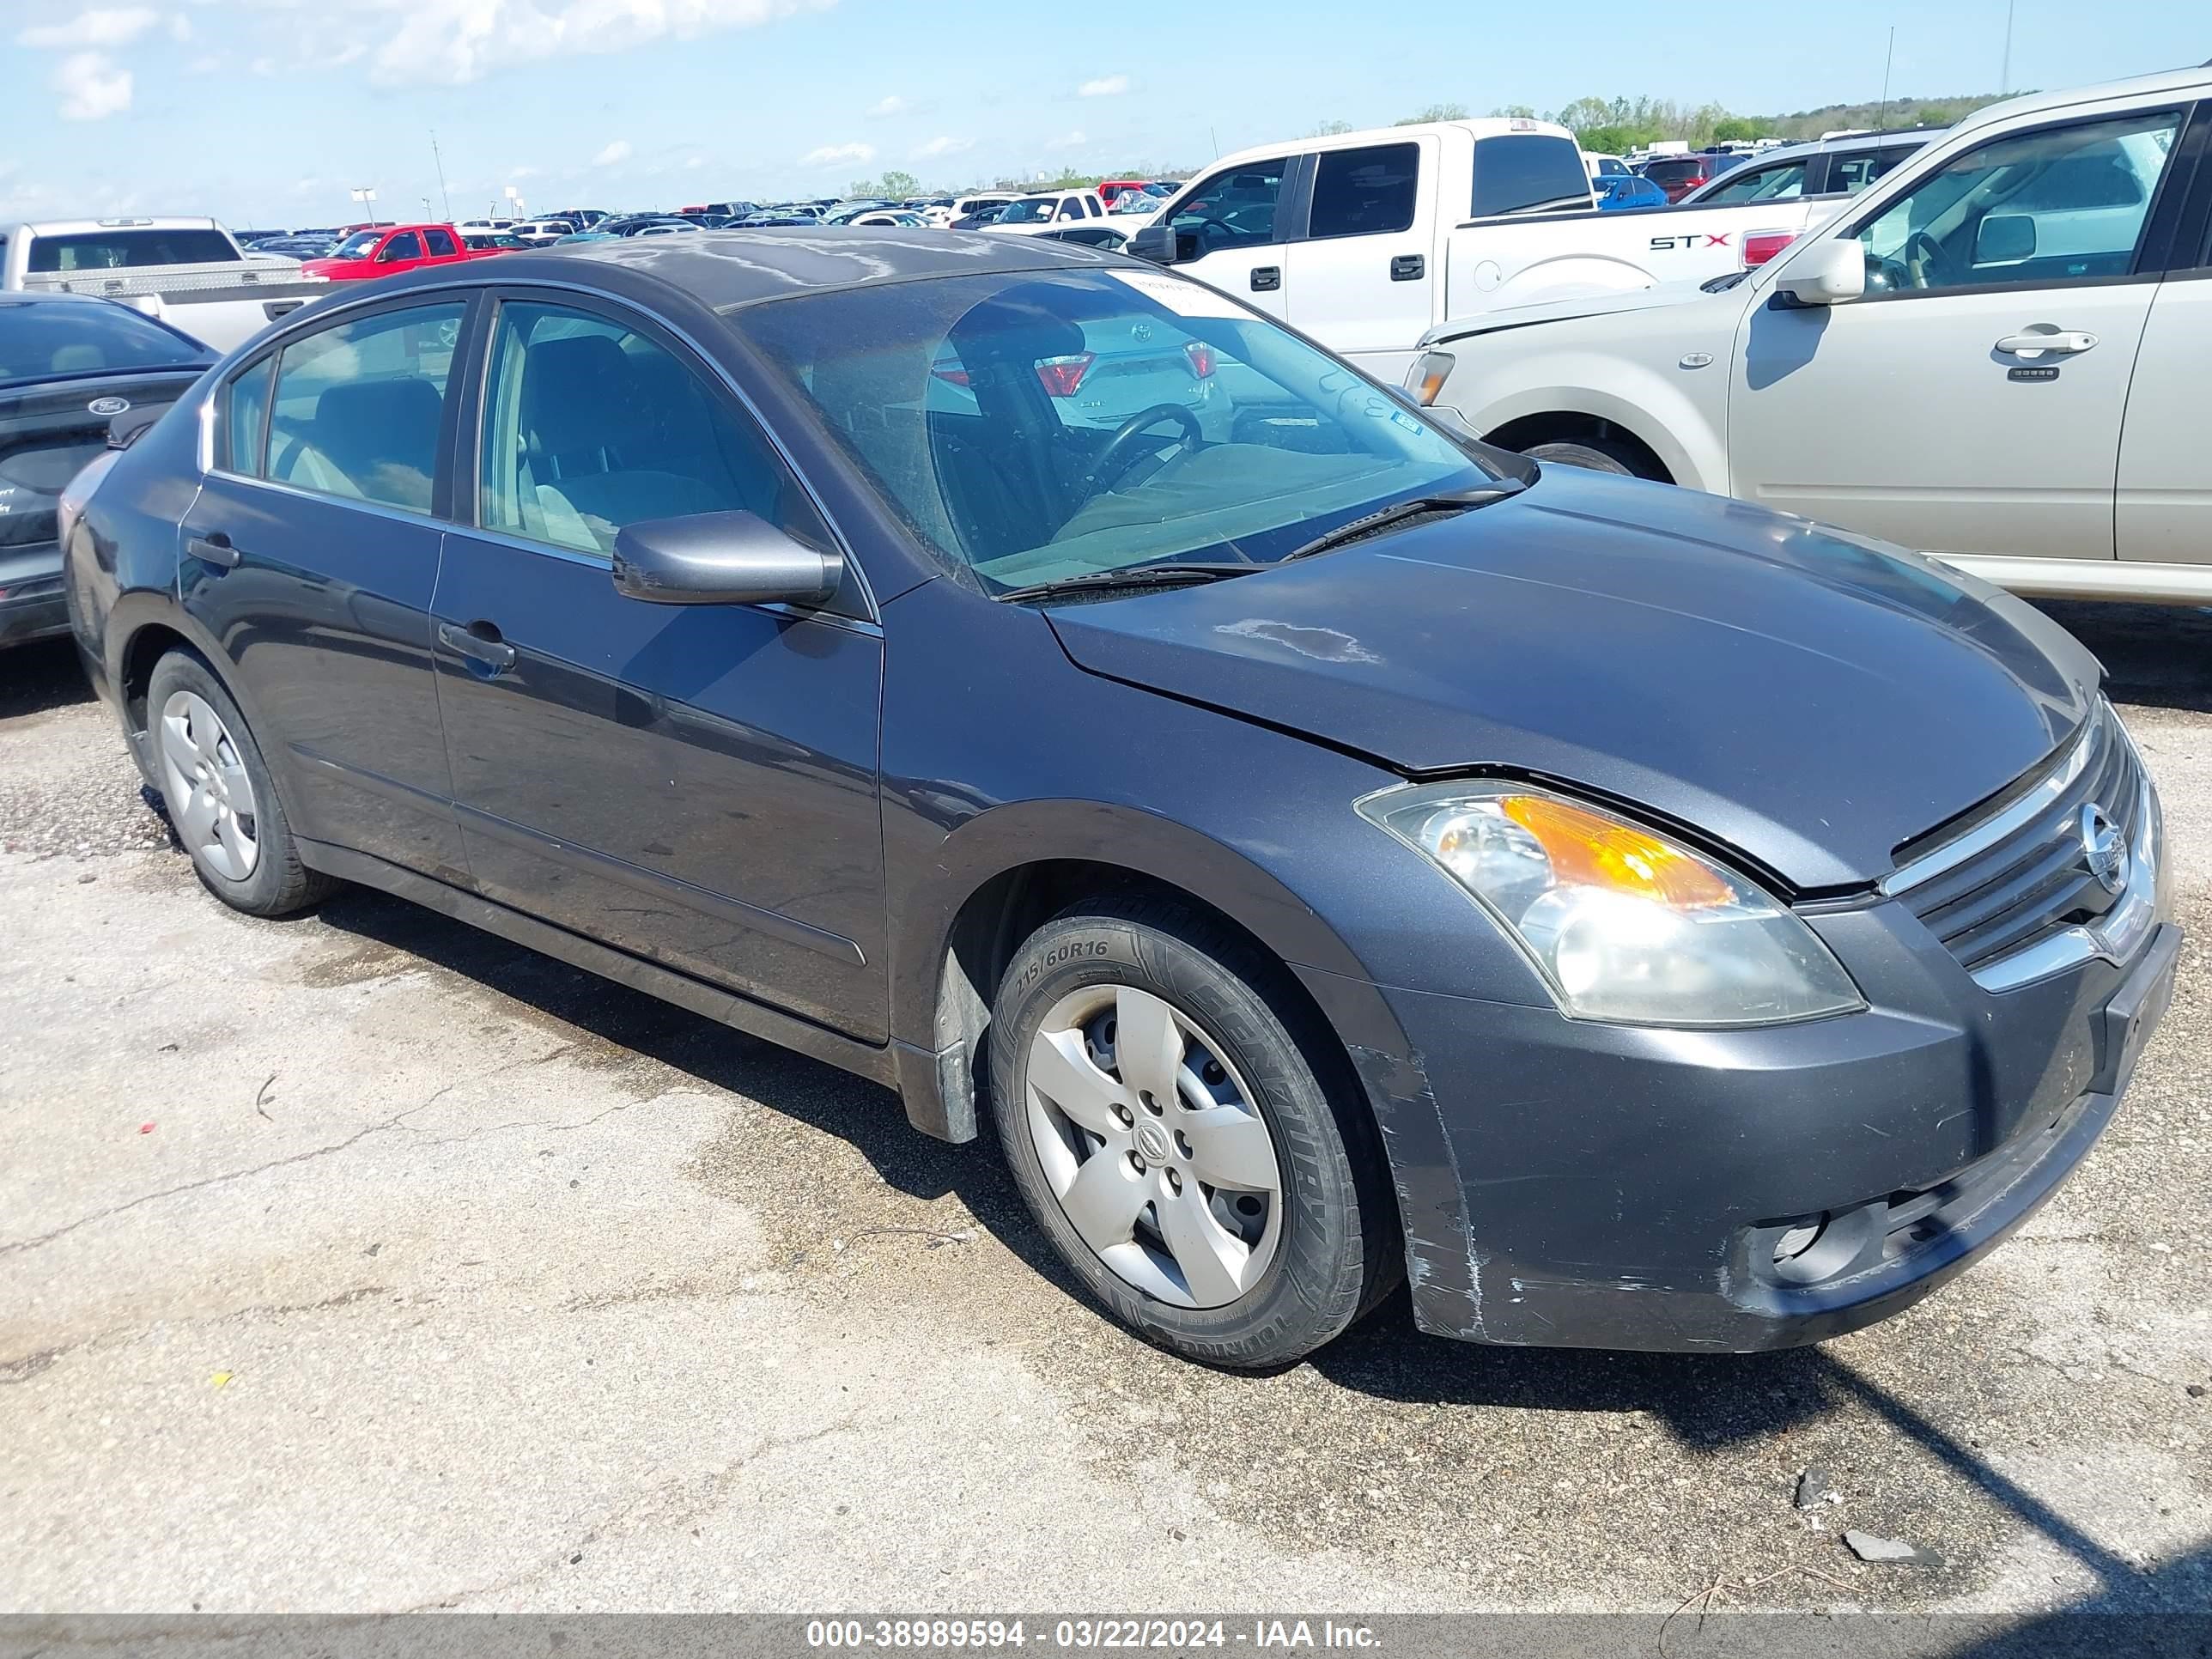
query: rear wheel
[
  {"left": 147, "top": 651, "right": 333, "bottom": 918},
  {"left": 990, "top": 896, "right": 1397, "bottom": 1368},
  {"left": 1524, "top": 438, "right": 1644, "bottom": 477}
]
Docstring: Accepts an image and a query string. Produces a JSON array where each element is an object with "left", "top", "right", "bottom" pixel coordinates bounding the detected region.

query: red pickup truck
[{"left": 298, "top": 223, "right": 511, "bottom": 283}]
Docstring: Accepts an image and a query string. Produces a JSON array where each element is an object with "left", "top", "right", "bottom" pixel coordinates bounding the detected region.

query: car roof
[{"left": 378, "top": 226, "right": 1124, "bottom": 313}]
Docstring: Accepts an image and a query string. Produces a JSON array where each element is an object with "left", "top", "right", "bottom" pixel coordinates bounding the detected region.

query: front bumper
[
  {"left": 1346, "top": 910, "right": 2179, "bottom": 1352},
  {"left": 0, "top": 541, "right": 69, "bottom": 647}
]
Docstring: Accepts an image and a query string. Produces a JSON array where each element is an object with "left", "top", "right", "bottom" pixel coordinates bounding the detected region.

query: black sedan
[
  {"left": 63, "top": 231, "right": 2177, "bottom": 1368},
  {"left": 3, "top": 292, "right": 213, "bottom": 647}
]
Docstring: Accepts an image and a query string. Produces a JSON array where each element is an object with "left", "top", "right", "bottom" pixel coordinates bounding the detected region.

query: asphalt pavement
[{"left": 1, "top": 606, "right": 2208, "bottom": 1620}]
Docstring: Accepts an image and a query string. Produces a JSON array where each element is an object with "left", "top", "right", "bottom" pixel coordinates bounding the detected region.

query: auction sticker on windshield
[{"left": 1107, "top": 267, "right": 1249, "bottom": 319}]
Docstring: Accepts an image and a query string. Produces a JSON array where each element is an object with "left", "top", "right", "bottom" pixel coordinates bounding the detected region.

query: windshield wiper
[
  {"left": 1279, "top": 486, "right": 1522, "bottom": 564},
  {"left": 993, "top": 562, "right": 1262, "bottom": 605}
]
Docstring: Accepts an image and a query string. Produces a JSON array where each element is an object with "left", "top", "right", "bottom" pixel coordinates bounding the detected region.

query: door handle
[
  {"left": 438, "top": 620, "right": 517, "bottom": 672},
  {"left": 1995, "top": 329, "right": 2098, "bottom": 358},
  {"left": 1250, "top": 265, "right": 1280, "bottom": 293},
  {"left": 1390, "top": 253, "right": 1425, "bottom": 282},
  {"left": 185, "top": 531, "right": 240, "bottom": 569}
]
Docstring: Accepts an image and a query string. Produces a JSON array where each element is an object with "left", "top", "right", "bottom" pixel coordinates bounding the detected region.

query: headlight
[{"left": 1357, "top": 783, "right": 1864, "bottom": 1027}]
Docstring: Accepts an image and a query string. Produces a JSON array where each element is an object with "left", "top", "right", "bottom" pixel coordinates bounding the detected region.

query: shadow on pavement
[
  {"left": 0, "top": 637, "right": 94, "bottom": 721},
  {"left": 2036, "top": 601, "right": 2212, "bottom": 715}
]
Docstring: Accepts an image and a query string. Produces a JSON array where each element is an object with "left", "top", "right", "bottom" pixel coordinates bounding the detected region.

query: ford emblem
[{"left": 88, "top": 396, "right": 131, "bottom": 416}]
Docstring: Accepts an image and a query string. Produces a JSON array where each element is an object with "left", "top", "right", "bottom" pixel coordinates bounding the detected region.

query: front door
[
  {"left": 1729, "top": 105, "right": 2184, "bottom": 561},
  {"left": 1283, "top": 137, "right": 1436, "bottom": 382},
  {"left": 183, "top": 295, "right": 472, "bottom": 878},
  {"left": 430, "top": 295, "right": 888, "bottom": 1041},
  {"left": 1160, "top": 155, "right": 1297, "bottom": 322}
]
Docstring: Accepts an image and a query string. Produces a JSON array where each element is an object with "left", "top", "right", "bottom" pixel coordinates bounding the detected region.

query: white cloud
[
  {"left": 799, "top": 141, "right": 873, "bottom": 168},
  {"left": 1077, "top": 74, "right": 1128, "bottom": 98},
  {"left": 913, "top": 136, "right": 971, "bottom": 159},
  {"left": 53, "top": 51, "right": 133, "bottom": 119},
  {"left": 370, "top": 0, "right": 836, "bottom": 88},
  {"left": 17, "top": 7, "right": 161, "bottom": 49},
  {"left": 1048, "top": 130, "right": 1088, "bottom": 150},
  {"left": 865, "top": 94, "right": 908, "bottom": 118},
  {"left": 684, "top": 155, "right": 705, "bottom": 169},
  {"left": 591, "top": 139, "right": 633, "bottom": 167}
]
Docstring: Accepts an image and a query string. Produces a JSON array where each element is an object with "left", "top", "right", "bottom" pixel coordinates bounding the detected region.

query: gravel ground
[{"left": 1, "top": 611, "right": 2208, "bottom": 1621}]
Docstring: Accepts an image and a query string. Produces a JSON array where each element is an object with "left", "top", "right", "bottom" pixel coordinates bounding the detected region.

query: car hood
[
  {"left": 1044, "top": 469, "right": 2097, "bottom": 890},
  {"left": 1423, "top": 277, "right": 1738, "bottom": 346}
]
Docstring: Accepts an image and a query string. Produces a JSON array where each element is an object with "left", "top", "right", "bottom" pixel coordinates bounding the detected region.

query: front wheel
[{"left": 990, "top": 897, "right": 1398, "bottom": 1368}]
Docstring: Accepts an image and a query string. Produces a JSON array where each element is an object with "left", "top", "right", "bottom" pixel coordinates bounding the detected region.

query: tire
[
  {"left": 1524, "top": 438, "right": 1647, "bottom": 478},
  {"left": 990, "top": 895, "right": 1399, "bottom": 1369},
  {"left": 145, "top": 649, "right": 335, "bottom": 918}
]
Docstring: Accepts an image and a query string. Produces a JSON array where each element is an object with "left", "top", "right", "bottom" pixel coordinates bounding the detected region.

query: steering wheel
[
  {"left": 1175, "top": 213, "right": 1237, "bottom": 254},
  {"left": 1079, "top": 404, "right": 1206, "bottom": 498},
  {"left": 1903, "top": 228, "right": 1954, "bottom": 290}
]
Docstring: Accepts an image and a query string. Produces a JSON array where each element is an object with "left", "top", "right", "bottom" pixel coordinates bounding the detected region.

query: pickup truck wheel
[
  {"left": 1525, "top": 439, "right": 1642, "bottom": 477},
  {"left": 990, "top": 896, "right": 1398, "bottom": 1370}
]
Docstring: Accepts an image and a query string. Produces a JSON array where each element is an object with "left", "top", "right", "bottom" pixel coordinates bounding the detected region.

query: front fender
[{"left": 1453, "top": 346, "right": 1727, "bottom": 493}]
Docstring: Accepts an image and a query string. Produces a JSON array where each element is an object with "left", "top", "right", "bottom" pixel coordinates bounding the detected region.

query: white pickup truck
[
  {"left": 1128, "top": 118, "right": 1872, "bottom": 382},
  {"left": 2, "top": 218, "right": 327, "bottom": 354},
  {"left": 1406, "top": 66, "right": 2212, "bottom": 604}
]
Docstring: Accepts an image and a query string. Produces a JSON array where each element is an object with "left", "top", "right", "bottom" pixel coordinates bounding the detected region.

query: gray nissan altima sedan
[{"left": 62, "top": 228, "right": 2178, "bottom": 1368}]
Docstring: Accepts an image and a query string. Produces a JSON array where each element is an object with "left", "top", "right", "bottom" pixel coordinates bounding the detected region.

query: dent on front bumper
[{"left": 1311, "top": 904, "right": 2181, "bottom": 1353}]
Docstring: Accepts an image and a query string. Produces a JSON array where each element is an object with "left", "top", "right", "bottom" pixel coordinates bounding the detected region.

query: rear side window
[
  {"left": 1701, "top": 160, "right": 1807, "bottom": 204},
  {"left": 1310, "top": 143, "right": 1419, "bottom": 239},
  {"left": 223, "top": 357, "right": 274, "bottom": 473},
  {"left": 265, "top": 301, "right": 465, "bottom": 512},
  {"left": 1472, "top": 136, "right": 1591, "bottom": 216},
  {"left": 27, "top": 228, "right": 238, "bottom": 272},
  {"left": 477, "top": 301, "right": 830, "bottom": 559},
  {"left": 424, "top": 228, "right": 458, "bottom": 257}
]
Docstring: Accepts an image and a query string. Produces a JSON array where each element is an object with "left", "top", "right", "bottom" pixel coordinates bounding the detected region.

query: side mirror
[
  {"left": 1772, "top": 237, "right": 1866, "bottom": 307},
  {"left": 612, "top": 511, "right": 845, "bottom": 608},
  {"left": 1975, "top": 214, "right": 2037, "bottom": 265},
  {"left": 1128, "top": 224, "right": 1178, "bottom": 264}
]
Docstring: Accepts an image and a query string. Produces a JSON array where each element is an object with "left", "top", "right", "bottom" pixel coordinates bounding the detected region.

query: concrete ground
[{"left": 1, "top": 608, "right": 2209, "bottom": 1620}]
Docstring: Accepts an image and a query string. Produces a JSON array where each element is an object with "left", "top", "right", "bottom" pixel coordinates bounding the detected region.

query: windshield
[
  {"left": 326, "top": 231, "right": 380, "bottom": 259},
  {"left": 994, "top": 198, "right": 1059, "bottom": 224},
  {"left": 743, "top": 269, "right": 1504, "bottom": 592}
]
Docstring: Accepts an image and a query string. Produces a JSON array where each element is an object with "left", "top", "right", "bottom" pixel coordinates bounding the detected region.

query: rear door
[
  {"left": 181, "top": 293, "right": 475, "bottom": 877},
  {"left": 422, "top": 227, "right": 463, "bottom": 265},
  {"left": 1158, "top": 155, "right": 1303, "bottom": 321},
  {"left": 1281, "top": 137, "right": 1435, "bottom": 382},
  {"left": 430, "top": 291, "right": 888, "bottom": 1039}
]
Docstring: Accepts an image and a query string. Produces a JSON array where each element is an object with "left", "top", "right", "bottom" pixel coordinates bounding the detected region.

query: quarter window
[
  {"left": 1169, "top": 156, "right": 1291, "bottom": 252},
  {"left": 1310, "top": 143, "right": 1419, "bottom": 239},
  {"left": 264, "top": 301, "right": 465, "bottom": 512},
  {"left": 223, "top": 356, "right": 274, "bottom": 475},
  {"left": 477, "top": 301, "right": 829, "bottom": 559},
  {"left": 1852, "top": 110, "right": 2181, "bottom": 293}
]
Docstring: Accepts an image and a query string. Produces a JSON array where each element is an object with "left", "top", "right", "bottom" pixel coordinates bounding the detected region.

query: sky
[{"left": 1, "top": 0, "right": 2206, "bottom": 228}]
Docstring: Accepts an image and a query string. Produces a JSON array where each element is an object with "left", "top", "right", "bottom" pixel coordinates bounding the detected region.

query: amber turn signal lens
[{"left": 1500, "top": 793, "right": 1735, "bottom": 910}]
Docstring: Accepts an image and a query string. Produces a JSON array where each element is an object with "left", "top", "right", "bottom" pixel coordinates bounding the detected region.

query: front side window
[
  {"left": 477, "top": 301, "right": 828, "bottom": 559},
  {"left": 1852, "top": 110, "right": 2180, "bottom": 293},
  {"left": 995, "top": 198, "right": 1058, "bottom": 225},
  {"left": 1471, "top": 136, "right": 1591, "bottom": 216},
  {"left": 265, "top": 301, "right": 465, "bottom": 512},
  {"left": 1310, "top": 143, "right": 1419, "bottom": 239},
  {"left": 1170, "top": 157, "right": 1291, "bottom": 252},
  {"left": 380, "top": 233, "right": 423, "bottom": 263},
  {"left": 743, "top": 270, "right": 1503, "bottom": 592},
  {"left": 1702, "top": 160, "right": 1806, "bottom": 204},
  {"left": 1057, "top": 198, "right": 1083, "bottom": 222}
]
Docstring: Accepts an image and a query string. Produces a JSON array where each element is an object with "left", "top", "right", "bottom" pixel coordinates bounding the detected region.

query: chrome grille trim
[{"left": 1881, "top": 708, "right": 2101, "bottom": 897}]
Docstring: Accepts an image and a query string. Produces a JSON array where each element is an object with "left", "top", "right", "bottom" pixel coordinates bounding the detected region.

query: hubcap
[
  {"left": 1024, "top": 984, "right": 1284, "bottom": 1310},
  {"left": 156, "top": 690, "right": 261, "bottom": 881}
]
